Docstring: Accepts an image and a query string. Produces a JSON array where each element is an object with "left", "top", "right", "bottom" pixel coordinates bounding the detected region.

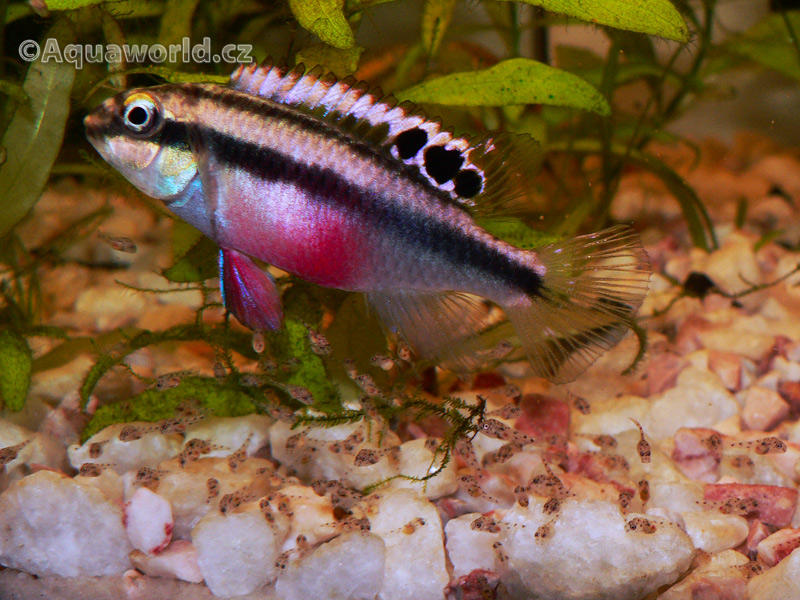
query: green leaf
[
  {"left": 0, "top": 20, "right": 76, "bottom": 238},
  {"left": 162, "top": 235, "right": 219, "bottom": 283},
  {"left": 0, "top": 330, "right": 32, "bottom": 411},
  {"left": 722, "top": 11, "right": 800, "bottom": 81},
  {"left": 400, "top": 58, "right": 611, "bottom": 115},
  {"left": 421, "top": 0, "right": 458, "bottom": 56},
  {"left": 295, "top": 45, "right": 364, "bottom": 77},
  {"left": 81, "top": 376, "right": 258, "bottom": 442},
  {"left": 499, "top": 0, "right": 689, "bottom": 42},
  {"left": 287, "top": 0, "right": 355, "bottom": 49}
]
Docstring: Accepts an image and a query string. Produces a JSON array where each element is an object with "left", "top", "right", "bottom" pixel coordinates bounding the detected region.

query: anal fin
[
  {"left": 365, "top": 290, "right": 496, "bottom": 372},
  {"left": 220, "top": 248, "right": 283, "bottom": 331}
]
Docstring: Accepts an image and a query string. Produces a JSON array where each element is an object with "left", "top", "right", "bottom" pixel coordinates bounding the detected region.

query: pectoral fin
[{"left": 219, "top": 248, "right": 283, "bottom": 331}]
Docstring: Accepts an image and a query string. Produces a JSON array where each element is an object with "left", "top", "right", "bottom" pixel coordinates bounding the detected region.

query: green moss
[
  {"left": 284, "top": 319, "right": 340, "bottom": 413},
  {"left": 81, "top": 376, "right": 258, "bottom": 442}
]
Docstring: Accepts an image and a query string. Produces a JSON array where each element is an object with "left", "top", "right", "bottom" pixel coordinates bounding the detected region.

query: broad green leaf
[
  {"left": 401, "top": 58, "right": 611, "bottom": 115},
  {"left": 162, "top": 235, "right": 219, "bottom": 283},
  {"left": 722, "top": 11, "right": 800, "bottom": 81},
  {"left": 172, "top": 220, "right": 204, "bottom": 258},
  {"left": 499, "top": 0, "right": 689, "bottom": 42},
  {"left": 421, "top": 0, "right": 458, "bottom": 56},
  {"left": 287, "top": 0, "right": 355, "bottom": 49},
  {"left": 0, "top": 20, "right": 76, "bottom": 238},
  {"left": 295, "top": 45, "right": 364, "bottom": 77},
  {"left": 82, "top": 376, "right": 258, "bottom": 442},
  {"left": 0, "top": 330, "right": 32, "bottom": 411}
]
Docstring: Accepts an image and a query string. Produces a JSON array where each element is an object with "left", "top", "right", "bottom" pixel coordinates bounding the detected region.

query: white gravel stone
[
  {"left": 183, "top": 415, "right": 273, "bottom": 458},
  {"left": 126, "top": 487, "right": 174, "bottom": 556},
  {"left": 192, "top": 502, "right": 290, "bottom": 597},
  {"left": 277, "top": 485, "right": 341, "bottom": 552},
  {"left": 659, "top": 549, "right": 749, "bottom": 599},
  {"left": 68, "top": 422, "right": 182, "bottom": 475},
  {"left": 129, "top": 539, "right": 204, "bottom": 583},
  {"left": 0, "top": 419, "right": 67, "bottom": 486},
  {"left": 748, "top": 546, "right": 800, "bottom": 599},
  {"left": 680, "top": 510, "right": 749, "bottom": 553},
  {"left": 571, "top": 395, "right": 650, "bottom": 436},
  {"left": 275, "top": 532, "right": 385, "bottom": 600},
  {"left": 154, "top": 456, "right": 276, "bottom": 539},
  {"left": 74, "top": 467, "right": 124, "bottom": 504},
  {"left": 444, "top": 512, "right": 501, "bottom": 577},
  {"left": 644, "top": 367, "right": 740, "bottom": 441},
  {"left": 387, "top": 438, "right": 458, "bottom": 499},
  {"left": 366, "top": 488, "right": 449, "bottom": 600},
  {"left": 0, "top": 471, "right": 132, "bottom": 576},
  {"left": 501, "top": 498, "right": 695, "bottom": 600}
]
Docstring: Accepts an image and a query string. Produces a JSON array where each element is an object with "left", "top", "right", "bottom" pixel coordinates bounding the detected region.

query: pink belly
[{"left": 217, "top": 192, "right": 375, "bottom": 290}]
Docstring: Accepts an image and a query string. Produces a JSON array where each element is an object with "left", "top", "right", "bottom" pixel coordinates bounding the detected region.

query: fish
[{"left": 84, "top": 59, "right": 651, "bottom": 383}]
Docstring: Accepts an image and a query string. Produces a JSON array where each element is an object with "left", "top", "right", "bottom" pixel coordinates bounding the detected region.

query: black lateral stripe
[
  {"left": 161, "top": 118, "right": 542, "bottom": 297},
  {"left": 176, "top": 85, "right": 468, "bottom": 211}
]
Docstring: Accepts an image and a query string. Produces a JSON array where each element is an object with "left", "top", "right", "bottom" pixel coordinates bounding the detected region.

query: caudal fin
[{"left": 503, "top": 225, "right": 650, "bottom": 383}]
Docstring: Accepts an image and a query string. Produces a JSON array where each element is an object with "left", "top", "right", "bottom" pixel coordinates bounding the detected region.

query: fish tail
[{"left": 502, "top": 225, "right": 651, "bottom": 383}]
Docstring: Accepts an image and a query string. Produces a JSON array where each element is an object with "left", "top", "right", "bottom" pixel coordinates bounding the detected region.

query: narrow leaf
[
  {"left": 499, "top": 0, "right": 689, "bottom": 42},
  {"left": 0, "top": 331, "right": 32, "bottom": 411},
  {"left": 421, "top": 0, "right": 458, "bottom": 56},
  {"left": 287, "top": 0, "right": 355, "bottom": 49},
  {"left": 0, "top": 20, "right": 76, "bottom": 237},
  {"left": 401, "top": 58, "right": 610, "bottom": 115},
  {"left": 545, "top": 139, "right": 717, "bottom": 251}
]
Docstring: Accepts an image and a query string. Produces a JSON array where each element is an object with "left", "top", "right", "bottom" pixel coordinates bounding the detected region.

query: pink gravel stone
[{"left": 742, "top": 387, "right": 790, "bottom": 431}]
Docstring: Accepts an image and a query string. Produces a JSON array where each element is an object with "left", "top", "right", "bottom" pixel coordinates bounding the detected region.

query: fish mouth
[{"left": 84, "top": 113, "right": 104, "bottom": 147}]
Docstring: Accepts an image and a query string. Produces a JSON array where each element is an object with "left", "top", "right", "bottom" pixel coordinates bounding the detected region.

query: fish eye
[{"left": 121, "top": 94, "right": 161, "bottom": 135}]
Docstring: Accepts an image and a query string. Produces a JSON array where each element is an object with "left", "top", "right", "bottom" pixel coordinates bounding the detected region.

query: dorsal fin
[{"left": 230, "top": 59, "right": 542, "bottom": 217}]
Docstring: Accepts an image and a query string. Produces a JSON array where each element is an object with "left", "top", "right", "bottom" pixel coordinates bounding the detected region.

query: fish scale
[{"left": 85, "top": 59, "right": 651, "bottom": 382}]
